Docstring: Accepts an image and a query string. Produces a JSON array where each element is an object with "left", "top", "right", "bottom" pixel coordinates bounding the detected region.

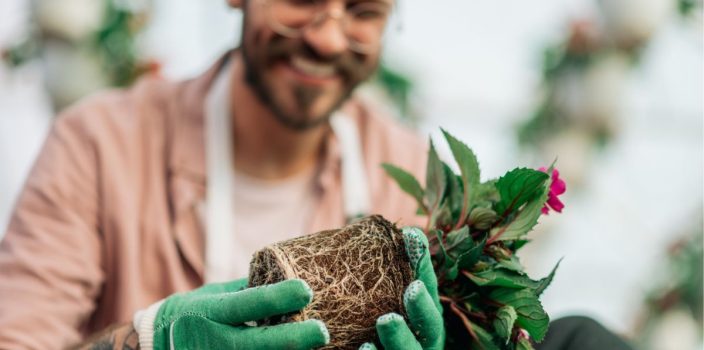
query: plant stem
[
  {"left": 486, "top": 227, "right": 505, "bottom": 245},
  {"left": 449, "top": 302, "right": 481, "bottom": 346},
  {"left": 453, "top": 203, "right": 468, "bottom": 231},
  {"left": 424, "top": 208, "right": 434, "bottom": 233}
]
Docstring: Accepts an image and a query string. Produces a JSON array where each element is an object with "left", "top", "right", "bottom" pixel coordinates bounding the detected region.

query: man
[{"left": 0, "top": 0, "right": 444, "bottom": 349}]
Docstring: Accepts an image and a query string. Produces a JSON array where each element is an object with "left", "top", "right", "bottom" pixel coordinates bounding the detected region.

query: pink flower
[
  {"left": 517, "top": 328, "right": 531, "bottom": 340},
  {"left": 539, "top": 167, "right": 566, "bottom": 215}
]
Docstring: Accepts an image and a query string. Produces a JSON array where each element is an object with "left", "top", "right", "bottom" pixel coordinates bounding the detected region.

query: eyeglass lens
[{"left": 266, "top": 0, "right": 392, "bottom": 52}]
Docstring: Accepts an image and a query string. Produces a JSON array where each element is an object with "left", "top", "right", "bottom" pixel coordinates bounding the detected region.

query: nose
[{"left": 301, "top": 6, "right": 350, "bottom": 58}]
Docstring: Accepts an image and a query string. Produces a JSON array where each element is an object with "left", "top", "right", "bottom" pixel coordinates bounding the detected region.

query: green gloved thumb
[{"left": 402, "top": 227, "right": 441, "bottom": 313}]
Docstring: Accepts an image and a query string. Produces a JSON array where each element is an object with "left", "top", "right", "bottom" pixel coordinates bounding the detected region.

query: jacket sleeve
[{"left": 0, "top": 110, "right": 104, "bottom": 349}]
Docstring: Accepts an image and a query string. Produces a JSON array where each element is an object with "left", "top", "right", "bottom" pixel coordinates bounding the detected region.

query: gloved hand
[
  {"left": 360, "top": 227, "right": 445, "bottom": 350},
  {"left": 133, "top": 278, "right": 329, "bottom": 350}
]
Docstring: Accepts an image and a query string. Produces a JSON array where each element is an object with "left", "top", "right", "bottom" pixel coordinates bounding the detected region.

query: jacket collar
[{"left": 169, "top": 53, "right": 232, "bottom": 182}]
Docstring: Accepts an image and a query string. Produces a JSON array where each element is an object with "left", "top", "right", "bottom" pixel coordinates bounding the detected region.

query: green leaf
[
  {"left": 466, "top": 269, "right": 539, "bottom": 289},
  {"left": 435, "top": 229, "right": 459, "bottom": 281},
  {"left": 432, "top": 201, "right": 453, "bottom": 228},
  {"left": 429, "top": 201, "right": 452, "bottom": 227},
  {"left": 442, "top": 129, "right": 480, "bottom": 188},
  {"left": 494, "top": 305, "right": 518, "bottom": 343},
  {"left": 489, "top": 188, "right": 547, "bottom": 242},
  {"left": 382, "top": 163, "right": 427, "bottom": 214},
  {"left": 425, "top": 140, "right": 447, "bottom": 214},
  {"left": 498, "top": 255, "right": 524, "bottom": 273},
  {"left": 444, "top": 162, "right": 464, "bottom": 221},
  {"left": 442, "top": 129, "right": 480, "bottom": 220},
  {"left": 512, "top": 239, "right": 532, "bottom": 251},
  {"left": 446, "top": 226, "right": 473, "bottom": 252},
  {"left": 470, "top": 322, "right": 501, "bottom": 350},
  {"left": 446, "top": 262, "right": 459, "bottom": 281},
  {"left": 435, "top": 229, "right": 451, "bottom": 263},
  {"left": 535, "top": 259, "right": 562, "bottom": 296},
  {"left": 457, "top": 238, "right": 486, "bottom": 270},
  {"left": 475, "top": 179, "right": 500, "bottom": 205},
  {"left": 490, "top": 288, "right": 550, "bottom": 342},
  {"left": 545, "top": 159, "right": 557, "bottom": 176},
  {"left": 495, "top": 168, "right": 549, "bottom": 216}
]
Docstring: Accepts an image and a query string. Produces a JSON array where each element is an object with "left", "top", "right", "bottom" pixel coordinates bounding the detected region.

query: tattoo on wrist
[{"left": 72, "top": 323, "right": 140, "bottom": 350}]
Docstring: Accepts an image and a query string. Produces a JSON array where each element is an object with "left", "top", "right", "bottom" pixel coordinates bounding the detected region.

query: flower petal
[
  {"left": 551, "top": 178, "right": 567, "bottom": 195},
  {"left": 547, "top": 195, "right": 564, "bottom": 213},
  {"left": 541, "top": 205, "right": 550, "bottom": 215}
]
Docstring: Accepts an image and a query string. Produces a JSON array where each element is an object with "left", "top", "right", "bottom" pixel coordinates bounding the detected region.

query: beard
[{"left": 240, "top": 26, "right": 379, "bottom": 131}]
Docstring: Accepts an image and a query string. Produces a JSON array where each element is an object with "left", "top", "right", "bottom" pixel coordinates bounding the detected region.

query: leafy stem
[
  {"left": 487, "top": 225, "right": 508, "bottom": 245},
  {"left": 453, "top": 199, "right": 470, "bottom": 231}
]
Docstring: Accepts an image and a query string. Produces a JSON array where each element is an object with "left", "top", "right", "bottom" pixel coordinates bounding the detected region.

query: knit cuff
[{"left": 132, "top": 299, "right": 165, "bottom": 350}]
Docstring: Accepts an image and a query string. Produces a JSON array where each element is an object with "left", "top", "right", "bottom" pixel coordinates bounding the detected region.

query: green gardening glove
[
  {"left": 133, "top": 278, "right": 329, "bottom": 350},
  {"left": 360, "top": 227, "right": 445, "bottom": 350}
]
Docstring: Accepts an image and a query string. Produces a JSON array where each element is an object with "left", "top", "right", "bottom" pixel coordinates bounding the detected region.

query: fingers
[
  {"left": 170, "top": 315, "right": 330, "bottom": 350},
  {"left": 402, "top": 227, "right": 441, "bottom": 313},
  {"left": 195, "top": 279, "right": 313, "bottom": 324},
  {"left": 359, "top": 342, "right": 379, "bottom": 350},
  {"left": 404, "top": 281, "right": 445, "bottom": 350},
  {"left": 234, "top": 319, "right": 330, "bottom": 349},
  {"left": 375, "top": 313, "right": 423, "bottom": 350}
]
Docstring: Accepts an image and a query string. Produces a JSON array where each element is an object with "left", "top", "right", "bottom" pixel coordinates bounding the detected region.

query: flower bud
[
  {"left": 468, "top": 207, "right": 499, "bottom": 230},
  {"left": 472, "top": 261, "right": 490, "bottom": 272},
  {"left": 486, "top": 244, "right": 512, "bottom": 260}
]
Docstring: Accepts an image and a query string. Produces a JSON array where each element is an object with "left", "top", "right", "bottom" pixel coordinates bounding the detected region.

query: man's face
[{"left": 239, "top": 0, "right": 385, "bottom": 131}]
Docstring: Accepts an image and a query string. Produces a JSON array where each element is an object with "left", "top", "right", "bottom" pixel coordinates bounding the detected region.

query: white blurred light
[
  {"left": 599, "top": 0, "right": 674, "bottom": 44},
  {"left": 34, "top": 0, "right": 106, "bottom": 42}
]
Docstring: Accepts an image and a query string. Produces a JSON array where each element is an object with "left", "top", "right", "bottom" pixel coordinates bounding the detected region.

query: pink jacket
[{"left": 0, "top": 54, "right": 428, "bottom": 349}]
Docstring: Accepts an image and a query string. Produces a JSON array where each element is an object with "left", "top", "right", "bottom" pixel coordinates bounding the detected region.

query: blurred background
[{"left": 0, "top": 0, "right": 701, "bottom": 348}]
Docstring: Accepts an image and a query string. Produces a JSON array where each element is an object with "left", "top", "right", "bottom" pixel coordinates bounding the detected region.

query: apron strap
[
  {"left": 204, "top": 62, "right": 236, "bottom": 283},
  {"left": 330, "top": 112, "right": 371, "bottom": 221}
]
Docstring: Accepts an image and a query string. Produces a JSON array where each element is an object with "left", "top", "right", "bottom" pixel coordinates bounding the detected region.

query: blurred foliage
[
  {"left": 678, "top": 0, "right": 702, "bottom": 16},
  {"left": 2, "top": 35, "right": 41, "bottom": 68},
  {"left": 519, "top": 0, "right": 702, "bottom": 153},
  {"left": 634, "top": 214, "right": 703, "bottom": 347},
  {"left": 374, "top": 63, "right": 414, "bottom": 118},
  {"left": 93, "top": 1, "right": 149, "bottom": 87},
  {"left": 517, "top": 20, "right": 636, "bottom": 151},
  {"left": 1, "top": 0, "right": 153, "bottom": 105}
]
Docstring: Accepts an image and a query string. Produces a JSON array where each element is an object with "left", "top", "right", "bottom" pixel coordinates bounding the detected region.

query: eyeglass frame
[{"left": 258, "top": 0, "right": 397, "bottom": 54}]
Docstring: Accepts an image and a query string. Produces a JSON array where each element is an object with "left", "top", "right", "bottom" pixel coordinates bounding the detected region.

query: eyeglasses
[{"left": 261, "top": 0, "right": 394, "bottom": 54}]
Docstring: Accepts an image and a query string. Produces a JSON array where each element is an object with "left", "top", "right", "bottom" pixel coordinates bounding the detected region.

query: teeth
[{"left": 290, "top": 56, "right": 336, "bottom": 78}]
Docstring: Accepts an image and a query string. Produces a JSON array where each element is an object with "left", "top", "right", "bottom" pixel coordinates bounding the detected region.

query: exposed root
[{"left": 249, "top": 215, "right": 413, "bottom": 349}]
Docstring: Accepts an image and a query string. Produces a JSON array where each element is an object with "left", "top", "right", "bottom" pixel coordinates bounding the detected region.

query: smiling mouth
[{"left": 286, "top": 55, "right": 339, "bottom": 83}]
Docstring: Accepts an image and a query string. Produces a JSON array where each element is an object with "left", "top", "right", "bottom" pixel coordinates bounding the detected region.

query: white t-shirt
[{"left": 228, "top": 167, "right": 319, "bottom": 278}]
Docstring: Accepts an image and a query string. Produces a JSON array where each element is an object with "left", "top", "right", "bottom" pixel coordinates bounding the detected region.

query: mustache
[{"left": 264, "top": 38, "right": 371, "bottom": 83}]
